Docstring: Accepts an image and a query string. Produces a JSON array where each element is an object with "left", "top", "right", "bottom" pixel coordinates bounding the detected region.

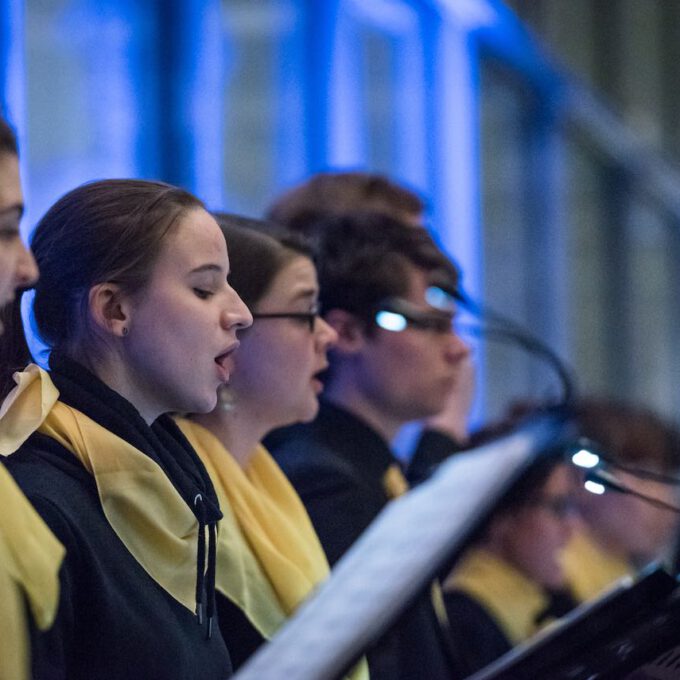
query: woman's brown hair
[
  {"left": 1, "top": 178, "right": 203, "bottom": 396},
  {"left": 212, "top": 212, "right": 313, "bottom": 311}
]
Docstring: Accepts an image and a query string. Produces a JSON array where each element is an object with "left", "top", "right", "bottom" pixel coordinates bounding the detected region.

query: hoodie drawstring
[
  {"left": 206, "top": 521, "right": 217, "bottom": 639},
  {"left": 194, "top": 493, "right": 217, "bottom": 639}
]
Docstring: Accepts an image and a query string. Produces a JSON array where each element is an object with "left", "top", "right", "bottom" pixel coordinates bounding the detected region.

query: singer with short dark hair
[{"left": 266, "top": 211, "right": 470, "bottom": 680}]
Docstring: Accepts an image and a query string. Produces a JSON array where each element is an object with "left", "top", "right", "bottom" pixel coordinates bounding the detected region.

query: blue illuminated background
[{"left": 3, "top": 0, "right": 679, "bottom": 427}]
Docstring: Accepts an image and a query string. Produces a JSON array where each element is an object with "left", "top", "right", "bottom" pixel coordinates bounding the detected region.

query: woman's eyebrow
[
  {"left": 290, "top": 287, "right": 317, "bottom": 301},
  {"left": 189, "top": 263, "right": 224, "bottom": 275}
]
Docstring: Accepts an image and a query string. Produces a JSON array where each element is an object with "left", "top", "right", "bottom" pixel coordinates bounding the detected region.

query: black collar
[
  {"left": 48, "top": 352, "right": 223, "bottom": 632},
  {"left": 314, "top": 399, "right": 400, "bottom": 484},
  {"left": 48, "top": 352, "right": 222, "bottom": 524}
]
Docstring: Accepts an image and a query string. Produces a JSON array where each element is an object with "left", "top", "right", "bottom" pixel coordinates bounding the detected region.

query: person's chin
[
  {"left": 293, "top": 397, "right": 319, "bottom": 424},
  {"left": 188, "top": 390, "right": 218, "bottom": 415},
  {"left": 422, "top": 397, "right": 449, "bottom": 419},
  {"left": 303, "top": 399, "right": 320, "bottom": 422}
]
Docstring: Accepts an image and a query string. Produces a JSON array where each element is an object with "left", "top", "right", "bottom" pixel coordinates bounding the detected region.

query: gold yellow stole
[
  {"left": 382, "top": 462, "right": 450, "bottom": 632},
  {"left": 445, "top": 548, "right": 552, "bottom": 646},
  {"left": 0, "top": 367, "right": 66, "bottom": 680},
  {"left": 382, "top": 463, "right": 409, "bottom": 499},
  {"left": 561, "top": 527, "right": 632, "bottom": 603},
  {"left": 177, "top": 419, "right": 369, "bottom": 680},
  {"left": 177, "top": 420, "right": 329, "bottom": 617},
  {"left": 0, "top": 465, "right": 65, "bottom": 680},
  {"left": 0, "top": 365, "right": 210, "bottom": 613}
]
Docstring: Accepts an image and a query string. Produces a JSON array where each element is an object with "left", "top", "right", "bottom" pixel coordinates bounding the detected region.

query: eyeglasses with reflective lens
[
  {"left": 252, "top": 301, "right": 320, "bottom": 332},
  {"left": 374, "top": 297, "right": 455, "bottom": 334}
]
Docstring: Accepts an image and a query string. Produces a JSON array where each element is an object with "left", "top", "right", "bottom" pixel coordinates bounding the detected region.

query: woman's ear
[
  {"left": 88, "top": 283, "right": 130, "bottom": 338},
  {"left": 323, "top": 308, "right": 367, "bottom": 355}
]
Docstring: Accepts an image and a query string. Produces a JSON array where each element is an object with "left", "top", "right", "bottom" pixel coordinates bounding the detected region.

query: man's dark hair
[
  {"left": 313, "top": 211, "right": 459, "bottom": 331},
  {"left": 266, "top": 171, "right": 424, "bottom": 234}
]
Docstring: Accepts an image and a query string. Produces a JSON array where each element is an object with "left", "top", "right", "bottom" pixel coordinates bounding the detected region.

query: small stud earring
[
  {"left": 122, "top": 327, "right": 129, "bottom": 336},
  {"left": 217, "top": 385, "right": 236, "bottom": 412}
]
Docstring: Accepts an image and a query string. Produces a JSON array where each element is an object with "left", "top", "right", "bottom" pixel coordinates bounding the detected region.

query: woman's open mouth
[{"left": 215, "top": 342, "right": 240, "bottom": 383}]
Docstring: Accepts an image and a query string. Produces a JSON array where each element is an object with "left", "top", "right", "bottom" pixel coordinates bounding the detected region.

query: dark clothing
[
  {"left": 5, "top": 356, "right": 232, "bottom": 680},
  {"left": 445, "top": 577, "right": 577, "bottom": 677},
  {"left": 268, "top": 400, "right": 455, "bottom": 680},
  {"left": 407, "top": 428, "right": 464, "bottom": 485},
  {"left": 444, "top": 592, "right": 513, "bottom": 677},
  {"left": 267, "top": 402, "right": 392, "bottom": 565},
  {"left": 445, "top": 589, "right": 578, "bottom": 677},
  {"left": 216, "top": 594, "right": 264, "bottom": 670}
]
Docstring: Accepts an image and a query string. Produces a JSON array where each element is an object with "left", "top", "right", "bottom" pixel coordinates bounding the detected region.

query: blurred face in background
[
  {"left": 491, "top": 464, "right": 578, "bottom": 590},
  {"left": 0, "top": 152, "right": 38, "bottom": 327},
  {"left": 581, "top": 470, "right": 680, "bottom": 566}
]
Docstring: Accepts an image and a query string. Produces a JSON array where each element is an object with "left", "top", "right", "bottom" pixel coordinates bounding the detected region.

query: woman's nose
[
  {"left": 15, "top": 240, "right": 39, "bottom": 289},
  {"left": 222, "top": 287, "right": 252, "bottom": 331},
  {"left": 315, "top": 316, "right": 338, "bottom": 349}
]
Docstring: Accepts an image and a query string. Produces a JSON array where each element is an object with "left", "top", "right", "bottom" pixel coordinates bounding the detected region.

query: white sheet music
[{"left": 235, "top": 422, "right": 558, "bottom": 680}]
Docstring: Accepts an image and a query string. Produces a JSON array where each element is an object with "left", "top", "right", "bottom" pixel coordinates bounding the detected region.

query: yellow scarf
[
  {"left": 0, "top": 367, "right": 367, "bottom": 677},
  {"left": 0, "top": 465, "right": 65, "bottom": 680},
  {"left": 561, "top": 527, "right": 632, "bottom": 603},
  {"left": 177, "top": 420, "right": 369, "bottom": 680},
  {"left": 0, "top": 366, "right": 66, "bottom": 680},
  {"left": 177, "top": 419, "right": 329, "bottom": 616},
  {"left": 445, "top": 548, "right": 552, "bottom": 646},
  {"left": 382, "top": 463, "right": 409, "bottom": 499},
  {"left": 0, "top": 364, "right": 208, "bottom": 613}
]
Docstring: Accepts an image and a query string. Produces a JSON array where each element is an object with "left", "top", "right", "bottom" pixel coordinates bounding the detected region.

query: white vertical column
[
  {"left": 430, "top": 9, "right": 491, "bottom": 422},
  {"left": 326, "top": 8, "right": 367, "bottom": 167}
]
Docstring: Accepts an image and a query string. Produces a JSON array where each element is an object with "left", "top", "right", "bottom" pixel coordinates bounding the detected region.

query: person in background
[
  {"left": 0, "top": 114, "right": 63, "bottom": 680},
  {"left": 266, "top": 171, "right": 475, "bottom": 483},
  {"left": 443, "top": 454, "right": 579, "bottom": 676},
  {"left": 267, "top": 171, "right": 426, "bottom": 230},
  {"left": 0, "top": 120, "right": 38, "bottom": 322},
  {"left": 267, "top": 211, "right": 470, "bottom": 680},
  {"left": 176, "top": 216, "right": 367, "bottom": 678},
  {"left": 562, "top": 398, "right": 680, "bottom": 602},
  {"left": 0, "top": 179, "right": 252, "bottom": 679}
]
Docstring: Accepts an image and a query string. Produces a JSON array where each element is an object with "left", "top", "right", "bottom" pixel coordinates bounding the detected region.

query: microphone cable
[
  {"left": 585, "top": 467, "right": 680, "bottom": 515},
  {"left": 455, "top": 287, "right": 577, "bottom": 406},
  {"left": 571, "top": 437, "right": 680, "bottom": 487}
]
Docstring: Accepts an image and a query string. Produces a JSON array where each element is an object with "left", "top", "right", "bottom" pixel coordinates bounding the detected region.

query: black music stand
[{"left": 469, "top": 565, "right": 679, "bottom": 680}]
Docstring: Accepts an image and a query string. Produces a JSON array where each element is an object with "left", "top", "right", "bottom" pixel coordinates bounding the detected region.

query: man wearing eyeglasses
[
  {"left": 266, "top": 171, "right": 475, "bottom": 483},
  {"left": 267, "top": 211, "right": 470, "bottom": 680}
]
